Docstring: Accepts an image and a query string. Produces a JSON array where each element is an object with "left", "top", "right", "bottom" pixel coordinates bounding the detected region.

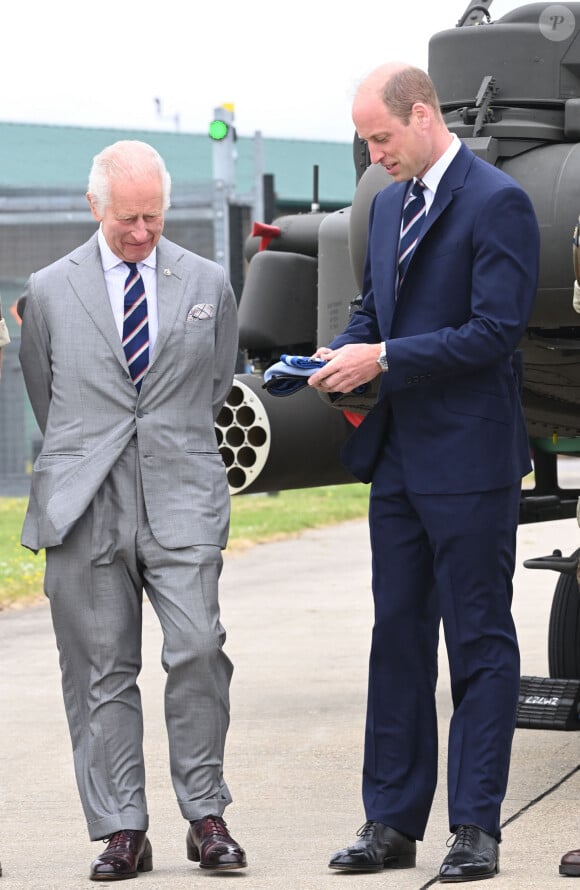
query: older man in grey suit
[{"left": 19, "top": 140, "right": 246, "bottom": 881}]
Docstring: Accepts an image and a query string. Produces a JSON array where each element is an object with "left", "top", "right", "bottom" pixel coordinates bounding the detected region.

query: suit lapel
[
  {"left": 393, "top": 144, "right": 473, "bottom": 312},
  {"left": 67, "top": 234, "right": 128, "bottom": 371},
  {"left": 150, "top": 238, "right": 187, "bottom": 368},
  {"left": 416, "top": 143, "right": 472, "bottom": 244},
  {"left": 378, "top": 184, "right": 406, "bottom": 333},
  {"left": 68, "top": 234, "right": 189, "bottom": 376}
]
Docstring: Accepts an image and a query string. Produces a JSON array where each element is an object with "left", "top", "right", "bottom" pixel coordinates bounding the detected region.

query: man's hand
[{"left": 308, "top": 343, "right": 383, "bottom": 393}]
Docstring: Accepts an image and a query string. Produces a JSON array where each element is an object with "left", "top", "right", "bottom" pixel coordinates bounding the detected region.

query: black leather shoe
[
  {"left": 186, "top": 815, "right": 247, "bottom": 870},
  {"left": 560, "top": 848, "right": 580, "bottom": 876},
  {"left": 90, "top": 830, "right": 152, "bottom": 881},
  {"left": 439, "top": 825, "right": 499, "bottom": 882},
  {"left": 328, "top": 821, "right": 416, "bottom": 872}
]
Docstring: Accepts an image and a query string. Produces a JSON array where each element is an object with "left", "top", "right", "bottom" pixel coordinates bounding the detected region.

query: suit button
[{"left": 136, "top": 409, "right": 144, "bottom": 418}]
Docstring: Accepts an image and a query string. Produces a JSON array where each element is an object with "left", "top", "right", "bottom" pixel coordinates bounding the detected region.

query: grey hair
[{"left": 87, "top": 140, "right": 172, "bottom": 213}]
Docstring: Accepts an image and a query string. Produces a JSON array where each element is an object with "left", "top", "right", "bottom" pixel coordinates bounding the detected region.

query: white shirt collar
[{"left": 420, "top": 133, "right": 461, "bottom": 197}]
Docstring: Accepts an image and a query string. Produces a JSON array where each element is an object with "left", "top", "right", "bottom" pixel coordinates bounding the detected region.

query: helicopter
[{"left": 215, "top": 0, "right": 580, "bottom": 730}]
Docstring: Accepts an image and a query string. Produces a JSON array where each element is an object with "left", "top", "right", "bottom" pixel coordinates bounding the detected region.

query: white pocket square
[{"left": 187, "top": 303, "right": 215, "bottom": 320}]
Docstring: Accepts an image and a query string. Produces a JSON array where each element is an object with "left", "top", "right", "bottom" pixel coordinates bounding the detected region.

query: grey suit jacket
[{"left": 19, "top": 233, "right": 239, "bottom": 551}]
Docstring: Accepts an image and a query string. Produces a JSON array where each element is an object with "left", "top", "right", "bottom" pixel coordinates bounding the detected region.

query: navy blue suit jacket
[{"left": 333, "top": 143, "right": 540, "bottom": 494}]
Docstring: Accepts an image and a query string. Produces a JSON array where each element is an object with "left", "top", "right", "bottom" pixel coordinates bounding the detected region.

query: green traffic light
[{"left": 209, "top": 119, "right": 229, "bottom": 141}]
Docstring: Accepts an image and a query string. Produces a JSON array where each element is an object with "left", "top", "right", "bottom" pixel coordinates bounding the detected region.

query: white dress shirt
[
  {"left": 419, "top": 132, "right": 462, "bottom": 214},
  {"left": 97, "top": 227, "right": 159, "bottom": 357}
]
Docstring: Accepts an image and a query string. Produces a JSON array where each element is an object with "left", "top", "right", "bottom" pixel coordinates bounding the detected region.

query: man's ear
[
  {"left": 411, "top": 102, "right": 430, "bottom": 130},
  {"left": 86, "top": 192, "right": 102, "bottom": 223}
]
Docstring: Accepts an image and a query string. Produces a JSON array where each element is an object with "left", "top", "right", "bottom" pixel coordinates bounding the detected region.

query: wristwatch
[{"left": 377, "top": 341, "right": 389, "bottom": 372}]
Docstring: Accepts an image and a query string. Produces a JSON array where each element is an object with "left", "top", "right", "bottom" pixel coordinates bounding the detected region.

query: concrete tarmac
[{"left": 1, "top": 512, "right": 580, "bottom": 888}]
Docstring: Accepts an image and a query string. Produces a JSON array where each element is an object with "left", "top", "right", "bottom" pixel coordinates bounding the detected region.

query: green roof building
[{"left": 0, "top": 121, "right": 357, "bottom": 494}]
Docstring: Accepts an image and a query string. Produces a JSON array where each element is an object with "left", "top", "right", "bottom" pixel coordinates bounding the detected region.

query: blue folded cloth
[
  {"left": 279, "top": 355, "right": 328, "bottom": 371},
  {"left": 262, "top": 355, "right": 326, "bottom": 396},
  {"left": 262, "top": 354, "right": 369, "bottom": 398}
]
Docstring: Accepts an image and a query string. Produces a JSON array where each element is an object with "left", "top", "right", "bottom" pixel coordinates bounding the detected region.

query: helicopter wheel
[{"left": 548, "top": 549, "right": 580, "bottom": 679}]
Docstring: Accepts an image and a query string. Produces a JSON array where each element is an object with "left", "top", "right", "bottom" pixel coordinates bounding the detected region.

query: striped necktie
[
  {"left": 122, "top": 262, "right": 149, "bottom": 392},
  {"left": 398, "top": 179, "right": 426, "bottom": 287}
]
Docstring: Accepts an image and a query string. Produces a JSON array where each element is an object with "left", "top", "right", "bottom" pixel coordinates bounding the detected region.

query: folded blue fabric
[
  {"left": 262, "top": 355, "right": 325, "bottom": 396},
  {"left": 280, "top": 355, "right": 328, "bottom": 371},
  {"left": 262, "top": 354, "right": 369, "bottom": 398}
]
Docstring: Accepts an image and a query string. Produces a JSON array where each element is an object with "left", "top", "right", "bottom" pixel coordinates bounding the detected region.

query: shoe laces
[
  {"left": 202, "top": 816, "right": 229, "bottom": 838},
  {"left": 447, "top": 825, "right": 479, "bottom": 849},
  {"left": 102, "top": 830, "right": 135, "bottom": 849},
  {"left": 356, "top": 820, "right": 377, "bottom": 839}
]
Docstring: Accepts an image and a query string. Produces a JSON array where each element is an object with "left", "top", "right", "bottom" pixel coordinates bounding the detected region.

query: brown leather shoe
[
  {"left": 186, "top": 815, "right": 247, "bottom": 870},
  {"left": 561, "top": 848, "right": 580, "bottom": 876},
  {"left": 90, "top": 830, "right": 152, "bottom": 881}
]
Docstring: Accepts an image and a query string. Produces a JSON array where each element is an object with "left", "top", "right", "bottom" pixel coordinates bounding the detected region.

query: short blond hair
[{"left": 381, "top": 66, "right": 442, "bottom": 124}]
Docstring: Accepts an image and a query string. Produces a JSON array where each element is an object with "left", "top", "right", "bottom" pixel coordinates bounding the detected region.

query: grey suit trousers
[{"left": 44, "top": 440, "right": 233, "bottom": 840}]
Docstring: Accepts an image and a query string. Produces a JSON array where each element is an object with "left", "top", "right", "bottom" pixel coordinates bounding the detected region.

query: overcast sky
[{"left": 5, "top": 0, "right": 518, "bottom": 142}]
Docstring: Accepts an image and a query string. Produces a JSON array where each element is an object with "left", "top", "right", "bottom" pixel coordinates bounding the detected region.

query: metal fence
[
  {"left": 0, "top": 185, "right": 248, "bottom": 496},
  {"left": 0, "top": 339, "right": 33, "bottom": 495}
]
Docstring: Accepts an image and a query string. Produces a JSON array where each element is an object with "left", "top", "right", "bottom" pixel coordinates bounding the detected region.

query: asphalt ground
[{"left": 1, "top": 505, "right": 580, "bottom": 888}]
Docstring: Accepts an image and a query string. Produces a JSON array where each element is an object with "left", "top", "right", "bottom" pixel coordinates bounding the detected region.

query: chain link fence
[{"left": 0, "top": 186, "right": 229, "bottom": 496}]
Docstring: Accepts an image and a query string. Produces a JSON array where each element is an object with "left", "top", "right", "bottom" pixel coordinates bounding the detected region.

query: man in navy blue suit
[{"left": 309, "top": 62, "right": 540, "bottom": 882}]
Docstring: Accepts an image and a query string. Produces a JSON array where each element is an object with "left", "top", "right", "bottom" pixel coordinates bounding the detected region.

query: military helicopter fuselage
[
  {"left": 231, "top": 1, "right": 580, "bottom": 512},
  {"left": 219, "top": 0, "right": 580, "bottom": 700}
]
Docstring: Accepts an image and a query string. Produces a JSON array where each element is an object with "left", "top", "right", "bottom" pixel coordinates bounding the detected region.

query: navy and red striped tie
[
  {"left": 122, "top": 262, "right": 149, "bottom": 392},
  {"left": 398, "top": 179, "right": 426, "bottom": 288}
]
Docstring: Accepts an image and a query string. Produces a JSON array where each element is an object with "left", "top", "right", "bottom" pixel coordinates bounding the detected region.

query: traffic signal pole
[{"left": 209, "top": 104, "right": 236, "bottom": 274}]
